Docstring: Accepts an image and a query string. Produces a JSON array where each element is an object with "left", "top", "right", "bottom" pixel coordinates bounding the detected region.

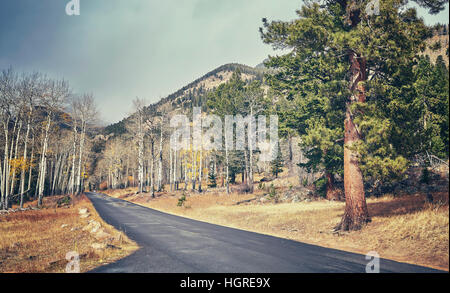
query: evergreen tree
[
  {"left": 271, "top": 143, "right": 284, "bottom": 178},
  {"left": 413, "top": 55, "right": 449, "bottom": 159},
  {"left": 208, "top": 162, "right": 217, "bottom": 188},
  {"left": 260, "top": 0, "right": 447, "bottom": 230}
]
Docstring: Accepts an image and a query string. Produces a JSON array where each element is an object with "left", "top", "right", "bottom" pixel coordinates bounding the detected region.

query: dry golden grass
[
  {"left": 0, "top": 195, "right": 138, "bottom": 273},
  {"left": 105, "top": 184, "right": 449, "bottom": 271}
]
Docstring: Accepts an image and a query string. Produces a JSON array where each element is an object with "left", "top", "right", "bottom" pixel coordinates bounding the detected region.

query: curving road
[{"left": 86, "top": 192, "right": 443, "bottom": 273}]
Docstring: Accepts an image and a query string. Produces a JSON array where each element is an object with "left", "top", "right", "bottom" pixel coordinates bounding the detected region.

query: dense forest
[{"left": 1, "top": 0, "right": 448, "bottom": 233}]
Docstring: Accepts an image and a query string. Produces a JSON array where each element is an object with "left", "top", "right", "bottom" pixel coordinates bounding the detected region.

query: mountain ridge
[{"left": 104, "top": 62, "right": 266, "bottom": 135}]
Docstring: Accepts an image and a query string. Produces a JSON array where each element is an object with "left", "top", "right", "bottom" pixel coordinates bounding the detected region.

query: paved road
[{"left": 86, "top": 192, "right": 443, "bottom": 273}]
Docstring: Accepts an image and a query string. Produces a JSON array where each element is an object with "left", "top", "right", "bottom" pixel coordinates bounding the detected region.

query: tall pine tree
[
  {"left": 271, "top": 142, "right": 284, "bottom": 178},
  {"left": 260, "top": 0, "right": 447, "bottom": 230}
]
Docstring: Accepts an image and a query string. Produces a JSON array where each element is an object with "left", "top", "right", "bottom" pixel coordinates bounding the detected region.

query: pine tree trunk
[{"left": 336, "top": 50, "right": 370, "bottom": 231}]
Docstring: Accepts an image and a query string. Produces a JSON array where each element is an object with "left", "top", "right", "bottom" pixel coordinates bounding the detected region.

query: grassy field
[
  {"left": 0, "top": 195, "right": 138, "bottom": 273},
  {"left": 104, "top": 184, "right": 449, "bottom": 271}
]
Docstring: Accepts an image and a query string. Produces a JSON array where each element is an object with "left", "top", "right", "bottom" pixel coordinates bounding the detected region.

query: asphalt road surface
[{"left": 86, "top": 192, "right": 443, "bottom": 273}]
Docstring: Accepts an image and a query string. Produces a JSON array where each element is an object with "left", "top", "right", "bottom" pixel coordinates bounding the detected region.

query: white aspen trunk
[
  {"left": 2, "top": 119, "right": 10, "bottom": 209},
  {"left": 56, "top": 152, "right": 66, "bottom": 194},
  {"left": 38, "top": 156, "right": 47, "bottom": 206},
  {"left": 20, "top": 108, "right": 32, "bottom": 208},
  {"left": 37, "top": 114, "right": 51, "bottom": 207},
  {"left": 138, "top": 115, "right": 144, "bottom": 193},
  {"left": 70, "top": 120, "right": 77, "bottom": 195},
  {"left": 145, "top": 158, "right": 149, "bottom": 191},
  {"left": 27, "top": 136, "right": 34, "bottom": 200},
  {"left": 244, "top": 147, "right": 249, "bottom": 186},
  {"left": 4, "top": 119, "right": 17, "bottom": 209},
  {"left": 150, "top": 140, "right": 155, "bottom": 198},
  {"left": 81, "top": 163, "right": 85, "bottom": 193},
  {"left": 57, "top": 153, "right": 65, "bottom": 194},
  {"left": 1, "top": 121, "right": 8, "bottom": 209},
  {"left": 51, "top": 154, "right": 58, "bottom": 195},
  {"left": 125, "top": 155, "right": 129, "bottom": 188},
  {"left": 173, "top": 149, "right": 177, "bottom": 190},
  {"left": 184, "top": 150, "right": 188, "bottom": 190},
  {"left": 248, "top": 108, "right": 254, "bottom": 193},
  {"left": 158, "top": 123, "right": 163, "bottom": 192},
  {"left": 0, "top": 138, "right": 3, "bottom": 210},
  {"left": 169, "top": 148, "right": 173, "bottom": 191},
  {"left": 0, "top": 140, "right": 3, "bottom": 210},
  {"left": 10, "top": 120, "right": 22, "bottom": 196},
  {"left": 191, "top": 150, "right": 196, "bottom": 190},
  {"left": 62, "top": 153, "right": 71, "bottom": 194},
  {"left": 48, "top": 159, "right": 54, "bottom": 196},
  {"left": 225, "top": 137, "right": 230, "bottom": 194},
  {"left": 198, "top": 139, "right": 203, "bottom": 193},
  {"left": 76, "top": 121, "right": 86, "bottom": 195},
  {"left": 52, "top": 153, "right": 61, "bottom": 195},
  {"left": 107, "top": 168, "right": 110, "bottom": 190}
]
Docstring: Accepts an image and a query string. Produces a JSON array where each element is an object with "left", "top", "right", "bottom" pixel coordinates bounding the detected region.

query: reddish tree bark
[{"left": 336, "top": 51, "right": 371, "bottom": 231}]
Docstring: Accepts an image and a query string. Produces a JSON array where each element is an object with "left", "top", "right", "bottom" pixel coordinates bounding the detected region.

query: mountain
[{"left": 104, "top": 63, "right": 267, "bottom": 135}]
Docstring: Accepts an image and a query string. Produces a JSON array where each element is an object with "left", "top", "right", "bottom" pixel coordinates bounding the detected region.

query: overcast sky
[{"left": 0, "top": 0, "right": 448, "bottom": 124}]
